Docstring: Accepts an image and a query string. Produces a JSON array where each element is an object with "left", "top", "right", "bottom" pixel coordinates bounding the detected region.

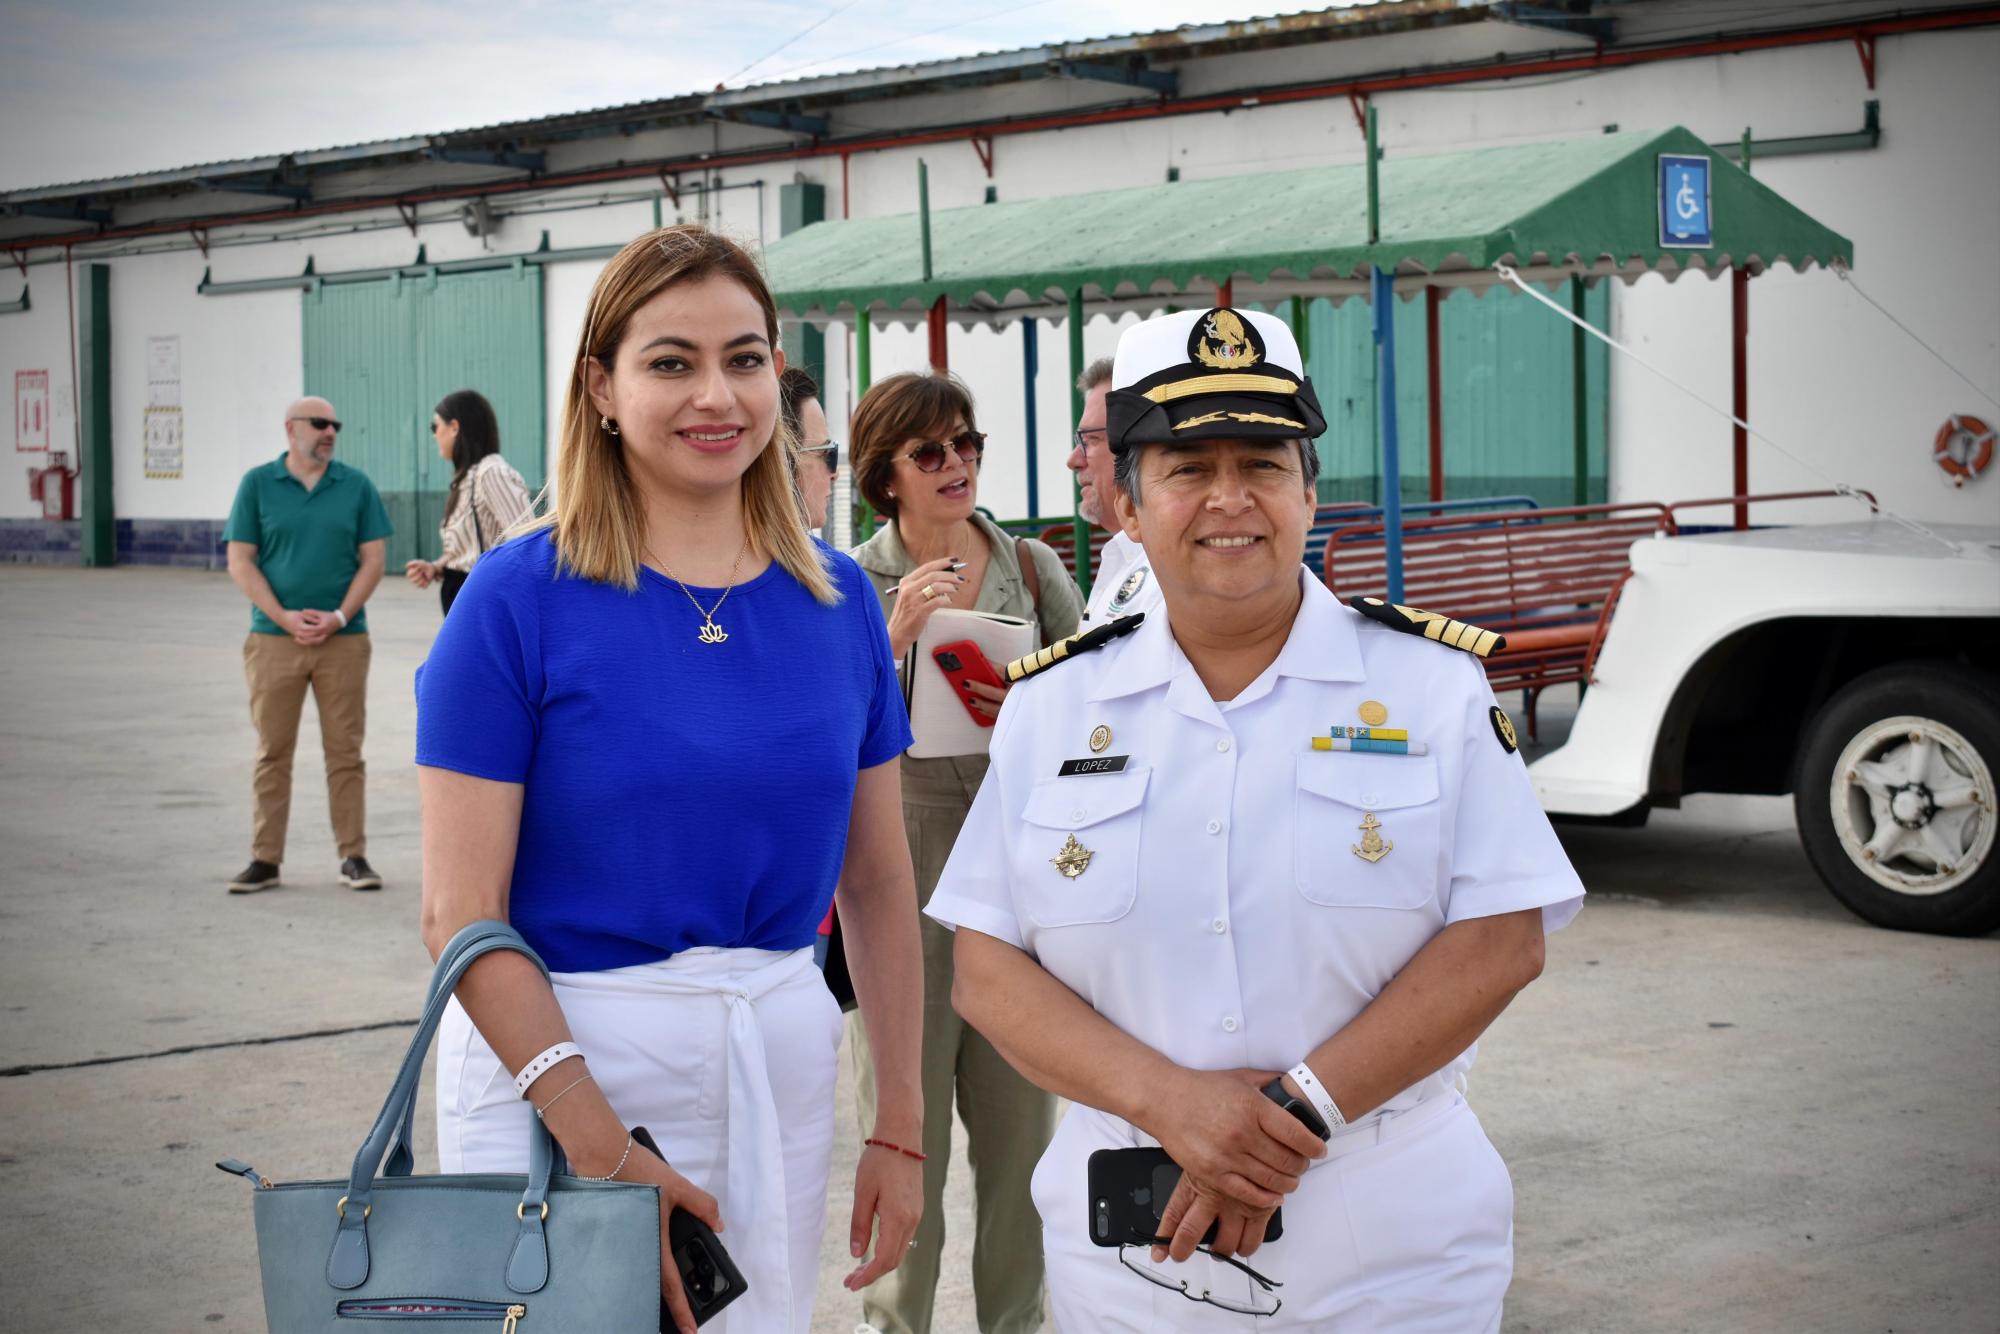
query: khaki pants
[
  {"left": 242, "top": 631, "right": 370, "bottom": 863},
  {"left": 849, "top": 757, "right": 1054, "bottom": 1334}
]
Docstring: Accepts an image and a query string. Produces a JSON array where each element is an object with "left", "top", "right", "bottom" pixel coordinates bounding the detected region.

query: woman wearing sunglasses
[
  {"left": 413, "top": 226, "right": 925, "bottom": 1334},
  {"left": 843, "top": 371, "right": 1083, "bottom": 1334},
  {"left": 403, "top": 388, "right": 534, "bottom": 615}
]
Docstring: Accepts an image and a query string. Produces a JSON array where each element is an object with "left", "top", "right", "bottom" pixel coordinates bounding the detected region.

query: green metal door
[
  {"left": 303, "top": 266, "right": 545, "bottom": 568},
  {"left": 1302, "top": 282, "right": 1608, "bottom": 508}
]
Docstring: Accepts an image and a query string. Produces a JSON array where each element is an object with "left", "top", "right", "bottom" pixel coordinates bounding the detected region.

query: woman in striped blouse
[{"left": 405, "top": 388, "right": 535, "bottom": 614}]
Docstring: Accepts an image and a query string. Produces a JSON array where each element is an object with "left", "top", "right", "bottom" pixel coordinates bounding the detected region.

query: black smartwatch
[{"left": 1261, "top": 1076, "right": 1332, "bottom": 1141}]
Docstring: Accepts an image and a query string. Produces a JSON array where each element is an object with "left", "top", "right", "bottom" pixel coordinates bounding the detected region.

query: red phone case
[{"left": 932, "top": 639, "right": 1005, "bottom": 728}]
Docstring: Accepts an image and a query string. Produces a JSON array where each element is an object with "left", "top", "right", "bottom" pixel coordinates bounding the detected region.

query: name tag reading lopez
[{"left": 1058, "top": 754, "right": 1130, "bottom": 777}]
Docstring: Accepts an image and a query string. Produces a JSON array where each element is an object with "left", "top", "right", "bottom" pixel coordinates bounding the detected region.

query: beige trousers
[
  {"left": 242, "top": 631, "right": 370, "bottom": 863},
  {"left": 848, "top": 755, "right": 1055, "bottom": 1334}
]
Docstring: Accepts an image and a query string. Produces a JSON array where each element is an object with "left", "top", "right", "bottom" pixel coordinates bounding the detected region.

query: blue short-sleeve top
[{"left": 415, "top": 529, "right": 913, "bottom": 973}]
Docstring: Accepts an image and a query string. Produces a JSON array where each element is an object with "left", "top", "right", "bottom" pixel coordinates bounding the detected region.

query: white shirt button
[
  {"left": 1221, "top": 1016, "right": 1239, "bottom": 1033},
  {"left": 1361, "top": 793, "right": 1379, "bottom": 808},
  {"left": 1216, "top": 738, "right": 1232, "bottom": 753},
  {"left": 1205, "top": 819, "right": 1222, "bottom": 835},
  {"left": 1071, "top": 808, "right": 1086, "bottom": 822},
  {"left": 1211, "top": 917, "right": 1228, "bottom": 934}
]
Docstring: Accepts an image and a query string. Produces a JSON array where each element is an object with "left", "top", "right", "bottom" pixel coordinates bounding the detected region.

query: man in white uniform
[
  {"left": 1069, "top": 358, "right": 1161, "bottom": 624},
  {"left": 928, "top": 306, "right": 1584, "bottom": 1332}
]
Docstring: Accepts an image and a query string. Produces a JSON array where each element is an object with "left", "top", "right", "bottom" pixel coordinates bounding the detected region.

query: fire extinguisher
[{"left": 27, "top": 451, "right": 78, "bottom": 520}]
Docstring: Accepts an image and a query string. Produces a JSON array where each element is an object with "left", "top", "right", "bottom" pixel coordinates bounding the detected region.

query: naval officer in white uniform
[
  {"left": 926, "top": 305, "right": 1584, "bottom": 1332},
  {"left": 1070, "top": 357, "right": 1162, "bottom": 625}
]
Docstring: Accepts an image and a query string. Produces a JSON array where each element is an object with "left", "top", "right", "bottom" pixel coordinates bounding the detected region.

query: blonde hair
[{"left": 529, "top": 225, "right": 836, "bottom": 603}]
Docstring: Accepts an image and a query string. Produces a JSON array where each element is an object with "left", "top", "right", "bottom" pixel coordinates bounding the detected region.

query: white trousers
[
  {"left": 1036, "top": 1092, "right": 1514, "bottom": 1333},
  {"left": 436, "top": 946, "right": 843, "bottom": 1334}
]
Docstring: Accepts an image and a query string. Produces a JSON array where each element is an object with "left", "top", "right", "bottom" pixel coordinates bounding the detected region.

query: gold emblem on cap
[
  {"left": 1089, "top": 724, "right": 1112, "bottom": 754},
  {"left": 1358, "top": 700, "right": 1389, "bottom": 727},
  {"left": 1050, "top": 834, "right": 1095, "bottom": 879},
  {"left": 1352, "top": 813, "right": 1393, "bottom": 864},
  {"left": 1192, "top": 310, "right": 1261, "bottom": 370}
]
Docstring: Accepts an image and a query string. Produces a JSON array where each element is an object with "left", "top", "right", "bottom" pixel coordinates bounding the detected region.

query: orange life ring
[{"left": 1933, "top": 414, "right": 1994, "bottom": 485}]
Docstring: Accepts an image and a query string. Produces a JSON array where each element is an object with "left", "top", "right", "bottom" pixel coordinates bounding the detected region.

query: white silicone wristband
[
  {"left": 332, "top": 608, "right": 348, "bottom": 628},
  {"left": 1288, "top": 1061, "right": 1346, "bottom": 1133},
  {"left": 514, "top": 1042, "right": 582, "bottom": 1098}
]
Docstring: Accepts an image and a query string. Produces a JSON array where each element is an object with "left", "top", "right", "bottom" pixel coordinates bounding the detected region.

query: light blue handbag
[{"left": 218, "top": 920, "right": 662, "bottom": 1332}]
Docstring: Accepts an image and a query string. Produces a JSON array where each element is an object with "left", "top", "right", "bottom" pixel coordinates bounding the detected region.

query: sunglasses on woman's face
[{"left": 897, "top": 430, "right": 985, "bottom": 473}]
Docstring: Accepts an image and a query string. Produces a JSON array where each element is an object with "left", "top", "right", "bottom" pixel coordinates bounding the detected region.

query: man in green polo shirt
[{"left": 222, "top": 396, "right": 393, "bottom": 895}]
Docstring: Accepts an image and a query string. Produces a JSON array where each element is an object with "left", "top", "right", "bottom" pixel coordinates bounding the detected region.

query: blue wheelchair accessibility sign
[{"left": 1659, "top": 154, "right": 1713, "bottom": 248}]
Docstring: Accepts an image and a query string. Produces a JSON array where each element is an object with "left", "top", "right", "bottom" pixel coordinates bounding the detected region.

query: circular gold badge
[
  {"left": 1358, "top": 700, "right": 1389, "bottom": 727},
  {"left": 1089, "top": 724, "right": 1112, "bottom": 754}
]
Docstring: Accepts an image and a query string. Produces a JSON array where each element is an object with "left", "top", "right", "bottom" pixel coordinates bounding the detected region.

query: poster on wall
[
  {"left": 144, "top": 407, "right": 183, "bottom": 479},
  {"left": 144, "top": 335, "right": 183, "bottom": 477},
  {"left": 15, "top": 369, "right": 49, "bottom": 452}
]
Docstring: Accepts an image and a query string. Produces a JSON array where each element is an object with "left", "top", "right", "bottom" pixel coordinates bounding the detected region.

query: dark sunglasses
[
  {"left": 290, "top": 415, "right": 343, "bottom": 433},
  {"left": 800, "top": 442, "right": 840, "bottom": 471},
  {"left": 897, "top": 430, "right": 985, "bottom": 473}
]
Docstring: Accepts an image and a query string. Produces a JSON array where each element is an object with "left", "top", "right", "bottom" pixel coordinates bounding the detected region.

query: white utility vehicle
[{"left": 1529, "top": 519, "right": 2000, "bottom": 935}]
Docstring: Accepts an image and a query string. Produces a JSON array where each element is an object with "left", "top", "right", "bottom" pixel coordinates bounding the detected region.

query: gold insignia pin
[
  {"left": 1089, "top": 724, "right": 1112, "bottom": 754},
  {"left": 1051, "top": 833, "right": 1095, "bottom": 879},
  {"left": 1358, "top": 700, "right": 1389, "bottom": 727},
  {"left": 1352, "top": 813, "right": 1393, "bottom": 864}
]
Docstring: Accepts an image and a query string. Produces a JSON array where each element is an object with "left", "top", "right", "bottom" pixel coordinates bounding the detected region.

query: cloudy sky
[{"left": 0, "top": 0, "right": 1316, "bottom": 190}]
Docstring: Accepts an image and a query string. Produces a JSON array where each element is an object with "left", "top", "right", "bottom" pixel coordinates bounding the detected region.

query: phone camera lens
[{"left": 937, "top": 652, "right": 961, "bottom": 671}]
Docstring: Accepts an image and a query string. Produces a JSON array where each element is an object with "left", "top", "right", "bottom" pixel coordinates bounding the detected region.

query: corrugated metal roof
[
  {"left": 2, "top": 1, "right": 1476, "bottom": 201},
  {"left": 763, "top": 126, "right": 1855, "bottom": 326}
]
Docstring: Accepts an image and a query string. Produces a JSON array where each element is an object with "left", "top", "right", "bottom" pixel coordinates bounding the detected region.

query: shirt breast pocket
[
  {"left": 1014, "top": 767, "right": 1149, "bottom": 929},
  {"left": 1294, "top": 755, "right": 1440, "bottom": 911}
]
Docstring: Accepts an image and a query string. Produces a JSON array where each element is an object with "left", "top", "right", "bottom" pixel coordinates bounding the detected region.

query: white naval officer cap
[{"left": 1105, "top": 306, "right": 1327, "bottom": 455}]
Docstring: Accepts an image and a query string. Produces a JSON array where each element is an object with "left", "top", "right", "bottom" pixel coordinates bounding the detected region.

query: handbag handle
[{"left": 327, "top": 920, "right": 559, "bottom": 1291}]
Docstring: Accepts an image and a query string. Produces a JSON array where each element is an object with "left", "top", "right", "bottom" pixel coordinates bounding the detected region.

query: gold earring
[{"left": 600, "top": 416, "right": 620, "bottom": 437}]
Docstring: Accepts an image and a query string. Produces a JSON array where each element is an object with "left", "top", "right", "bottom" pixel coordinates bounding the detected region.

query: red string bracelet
[{"left": 864, "top": 1137, "right": 927, "bottom": 1161}]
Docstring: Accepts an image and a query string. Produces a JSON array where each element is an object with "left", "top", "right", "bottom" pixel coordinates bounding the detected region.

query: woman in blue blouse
[{"left": 415, "top": 226, "right": 926, "bottom": 1334}]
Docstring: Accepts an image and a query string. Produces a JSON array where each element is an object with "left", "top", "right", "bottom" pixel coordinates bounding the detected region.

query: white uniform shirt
[
  {"left": 928, "top": 572, "right": 1583, "bottom": 1108},
  {"left": 1083, "top": 530, "right": 1162, "bottom": 625}
]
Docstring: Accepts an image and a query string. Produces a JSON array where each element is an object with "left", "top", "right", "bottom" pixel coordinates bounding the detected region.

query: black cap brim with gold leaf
[{"left": 1105, "top": 306, "right": 1327, "bottom": 455}]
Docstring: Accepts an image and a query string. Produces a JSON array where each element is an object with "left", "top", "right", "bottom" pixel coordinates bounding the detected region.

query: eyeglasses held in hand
[
  {"left": 290, "top": 416, "right": 343, "bottom": 433},
  {"left": 1116, "top": 1244, "right": 1283, "bottom": 1318},
  {"left": 897, "top": 430, "right": 985, "bottom": 473},
  {"left": 801, "top": 442, "right": 840, "bottom": 472}
]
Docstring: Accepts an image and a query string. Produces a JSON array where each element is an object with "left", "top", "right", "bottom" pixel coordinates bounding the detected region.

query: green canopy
[{"left": 766, "top": 125, "right": 1852, "bottom": 327}]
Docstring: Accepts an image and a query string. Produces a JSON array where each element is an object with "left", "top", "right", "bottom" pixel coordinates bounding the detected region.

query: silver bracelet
[
  {"left": 578, "top": 1134, "right": 635, "bottom": 1183},
  {"left": 533, "top": 1071, "right": 595, "bottom": 1122}
]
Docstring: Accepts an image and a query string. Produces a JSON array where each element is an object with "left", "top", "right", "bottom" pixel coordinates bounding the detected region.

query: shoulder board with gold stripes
[
  {"left": 1347, "top": 597, "right": 1508, "bottom": 659},
  {"left": 1003, "top": 613, "right": 1146, "bottom": 683}
]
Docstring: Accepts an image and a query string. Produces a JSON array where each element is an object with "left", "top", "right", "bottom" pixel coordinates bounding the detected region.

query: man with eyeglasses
[
  {"left": 221, "top": 397, "right": 393, "bottom": 896},
  {"left": 928, "top": 308, "right": 1583, "bottom": 1330},
  {"left": 1069, "top": 358, "right": 1160, "bottom": 624},
  {"left": 780, "top": 366, "right": 839, "bottom": 533}
]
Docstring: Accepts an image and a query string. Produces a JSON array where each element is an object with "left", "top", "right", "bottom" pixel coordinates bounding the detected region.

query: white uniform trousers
[
  {"left": 1036, "top": 1092, "right": 1513, "bottom": 1333},
  {"left": 436, "top": 946, "right": 844, "bottom": 1334}
]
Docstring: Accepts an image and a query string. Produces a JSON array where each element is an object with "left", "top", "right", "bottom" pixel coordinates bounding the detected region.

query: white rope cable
[
  {"left": 1494, "top": 263, "right": 1961, "bottom": 554},
  {"left": 1831, "top": 259, "right": 2000, "bottom": 414}
]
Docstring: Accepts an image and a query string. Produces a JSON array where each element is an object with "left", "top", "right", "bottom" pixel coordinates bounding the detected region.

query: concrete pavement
[{"left": 0, "top": 565, "right": 1993, "bottom": 1332}]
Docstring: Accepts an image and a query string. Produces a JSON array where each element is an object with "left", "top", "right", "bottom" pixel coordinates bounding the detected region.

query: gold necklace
[{"left": 657, "top": 538, "right": 748, "bottom": 644}]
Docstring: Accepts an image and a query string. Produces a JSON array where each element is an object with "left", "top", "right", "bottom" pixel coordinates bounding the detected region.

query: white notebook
[{"left": 903, "top": 609, "right": 1038, "bottom": 758}]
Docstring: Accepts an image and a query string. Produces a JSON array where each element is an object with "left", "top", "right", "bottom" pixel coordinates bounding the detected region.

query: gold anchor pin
[
  {"left": 1352, "top": 812, "right": 1393, "bottom": 863},
  {"left": 1050, "top": 833, "right": 1095, "bottom": 879}
]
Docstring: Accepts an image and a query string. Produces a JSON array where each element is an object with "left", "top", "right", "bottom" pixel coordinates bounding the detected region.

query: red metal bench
[
  {"left": 1038, "top": 523, "right": 1116, "bottom": 584},
  {"left": 1325, "top": 502, "right": 1674, "bottom": 738}
]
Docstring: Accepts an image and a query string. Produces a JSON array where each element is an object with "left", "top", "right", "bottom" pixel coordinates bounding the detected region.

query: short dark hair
[
  {"left": 849, "top": 372, "right": 978, "bottom": 520},
  {"left": 778, "top": 366, "right": 820, "bottom": 436},
  {"left": 1114, "top": 437, "right": 1320, "bottom": 503}
]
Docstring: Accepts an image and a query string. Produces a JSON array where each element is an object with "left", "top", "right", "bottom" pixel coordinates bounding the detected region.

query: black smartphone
[
  {"left": 1086, "top": 1146, "right": 1283, "bottom": 1248},
  {"left": 630, "top": 1127, "right": 747, "bottom": 1328}
]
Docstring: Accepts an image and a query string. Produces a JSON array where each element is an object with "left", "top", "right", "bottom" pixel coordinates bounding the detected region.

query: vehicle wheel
[{"left": 1794, "top": 662, "right": 1999, "bottom": 935}]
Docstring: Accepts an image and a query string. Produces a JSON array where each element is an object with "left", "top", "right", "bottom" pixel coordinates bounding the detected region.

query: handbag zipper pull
[{"left": 501, "top": 1305, "right": 525, "bottom": 1333}]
